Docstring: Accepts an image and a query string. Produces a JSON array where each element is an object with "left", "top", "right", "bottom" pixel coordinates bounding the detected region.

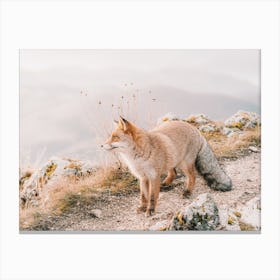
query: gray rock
[
  {"left": 20, "top": 157, "right": 95, "bottom": 208},
  {"left": 238, "top": 197, "right": 261, "bottom": 230},
  {"left": 217, "top": 197, "right": 261, "bottom": 231},
  {"left": 157, "top": 112, "right": 179, "bottom": 125},
  {"left": 169, "top": 193, "right": 219, "bottom": 231},
  {"left": 225, "top": 111, "right": 260, "bottom": 129},
  {"left": 218, "top": 206, "right": 241, "bottom": 231},
  {"left": 185, "top": 114, "right": 211, "bottom": 125},
  {"left": 249, "top": 146, "right": 258, "bottom": 153},
  {"left": 199, "top": 124, "right": 219, "bottom": 133},
  {"left": 221, "top": 127, "right": 242, "bottom": 137},
  {"left": 90, "top": 209, "right": 102, "bottom": 218}
]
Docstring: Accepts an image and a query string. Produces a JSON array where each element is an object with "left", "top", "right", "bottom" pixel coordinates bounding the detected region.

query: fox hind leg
[
  {"left": 180, "top": 162, "right": 196, "bottom": 198},
  {"left": 162, "top": 168, "right": 177, "bottom": 185}
]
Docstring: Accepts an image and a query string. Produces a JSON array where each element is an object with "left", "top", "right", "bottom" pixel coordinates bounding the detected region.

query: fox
[{"left": 102, "top": 116, "right": 232, "bottom": 216}]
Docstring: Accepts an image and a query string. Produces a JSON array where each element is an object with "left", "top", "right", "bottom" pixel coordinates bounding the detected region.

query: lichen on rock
[
  {"left": 157, "top": 112, "right": 179, "bottom": 125},
  {"left": 185, "top": 114, "right": 211, "bottom": 125},
  {"left": 20, "top": 157, "right": 94, "bottom": 208},
  {"left": 225, "top": 111, "right": 260, "bottom": 130},
  {"left": 169, "top": 193, "right": 219, "bottom": 231}
]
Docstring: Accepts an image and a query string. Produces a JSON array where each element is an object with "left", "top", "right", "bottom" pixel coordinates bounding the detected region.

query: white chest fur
[{"left": 119, "top": 152, "right": 156, "bottom": 180}]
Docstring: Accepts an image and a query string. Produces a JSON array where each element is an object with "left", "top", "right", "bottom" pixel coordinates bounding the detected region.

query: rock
[
  {"left": 90, "top": 209, "right": 102, "bottom": 218},
  {"left": 249, "top": 146, "right": 258, "bottom": 153},
  {"left": 157, "top": 112, "right": 179, "bottom": 125},
  {"left": 169, "top": 193, "right": 219, "bottom": 231},
  {"left": 185, "top": 114, "right": 211, "bottom": 125},
  {"left": 19, "top": 168, "right": 34, "bottom": 187},
  {"left": 225, "top": 111, "right": 260, "bottom": 130},
  {"left": 218, "top": 206, "right": 241, "bottom": 231},
  {"left": 238, "top": 197, "right": 261, "bottom": 230},
  {"left": 149, "top": 220, "right": 170, "bottom": 231},
  {"left": 199, "top": 124, "right": 219, "bottom": 133},
  {"left": 221, "top": 127, "right": 243, "bottom": 137},
  {"left": 218, "top": 197, "right": 261, "bottom": 231},
  {"left": 20, "top": 157, "right": 95, "bottom": 208},
  {"left": 185, "top": 114, "right": 220, "bottom": 133}
]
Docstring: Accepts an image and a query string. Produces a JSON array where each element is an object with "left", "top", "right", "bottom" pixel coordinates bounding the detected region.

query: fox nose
[{"left": 100, "top": 144, "right": 104, "bottom": 148}]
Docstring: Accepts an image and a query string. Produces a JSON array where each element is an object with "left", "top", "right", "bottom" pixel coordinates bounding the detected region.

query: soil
[{"left": 26, "top": 151, "right": 261, "bottom": 232}]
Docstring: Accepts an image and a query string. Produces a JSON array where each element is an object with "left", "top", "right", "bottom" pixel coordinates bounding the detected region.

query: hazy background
[{"left": 20, "top": 50, "right": 260, "bottom": 166}]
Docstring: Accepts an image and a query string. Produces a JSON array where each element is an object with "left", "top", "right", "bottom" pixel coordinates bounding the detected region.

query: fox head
[{"left": 102, "top": 117, "right": 139, "bottom": 152}]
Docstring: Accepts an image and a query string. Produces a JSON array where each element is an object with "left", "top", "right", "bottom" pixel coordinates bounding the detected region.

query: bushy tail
[{"left": 195, "top": 139, "right": 232, "bottom": 191}]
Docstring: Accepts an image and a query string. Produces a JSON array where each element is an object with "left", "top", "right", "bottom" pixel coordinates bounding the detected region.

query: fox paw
[
  {"left": 181, "top": 189, "right": 192, "bottom": 198},
  {"left": 145, "top": 208, "right": 155, "bottom": 217},
  {"left": 136, "top": 206, "right": 147, "bottom": 214},
  {"left": 162, "top": 179, "right": 170, "bottom": 186}
]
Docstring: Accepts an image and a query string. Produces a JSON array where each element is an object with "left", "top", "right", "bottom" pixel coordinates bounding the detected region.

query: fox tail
[{"left": 195, "top": 139, "right": 232, "bottom": 191}]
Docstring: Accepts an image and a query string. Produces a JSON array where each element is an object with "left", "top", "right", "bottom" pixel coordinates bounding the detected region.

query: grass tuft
[
  {"left": 203, "top": 126, "right": 261, "bottom": 159},
  {"left": 19, "top": 166, "right": 139, "bottom": 229}
]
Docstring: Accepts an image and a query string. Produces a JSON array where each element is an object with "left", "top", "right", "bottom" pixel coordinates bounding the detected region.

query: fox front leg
[
  {"left": 146, "top": 177, "right": 160, "bottom": 217},
  {"left": 136, "top": 178, "right": 149, "bottom": 213}
]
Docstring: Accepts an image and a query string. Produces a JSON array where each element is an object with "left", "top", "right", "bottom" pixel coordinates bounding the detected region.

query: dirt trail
[{"left": 42, "top": 152, "right": 260, "bottom": 231}]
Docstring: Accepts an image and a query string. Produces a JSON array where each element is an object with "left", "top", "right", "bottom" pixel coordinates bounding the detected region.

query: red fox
[{"left": 102, "top": 117, "right": 232, "bottom": 216}]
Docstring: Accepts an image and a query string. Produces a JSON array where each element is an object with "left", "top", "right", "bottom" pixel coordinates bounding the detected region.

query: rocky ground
[
  {"left": 20, "top": 110, "right": 261, "bottom": 232},
  {"left": 21, "top": 151, "right": 260, "bottom": 232}
]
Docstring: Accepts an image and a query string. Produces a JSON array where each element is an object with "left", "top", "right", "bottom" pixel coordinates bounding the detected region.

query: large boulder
[
  {"left": 149, "top": 195, "right": 260, "bottom": 232},
  {"left": 20, "top": 157, "right": 94, "bottom": 207},
  {"left": 185, "top": 113, "right": 211, "bottom": 125},
  {"left": 157, "top": 112, "right": 179, "bottom": 125},
  {"left": 237, "top": 197, "right": 261, "bottom": 230},
  {"left": 218, "top": 197, "right": 261, "bottom": 231},
  {"left": 169, "top": 193, "right": 219, "bottom": 231},
  {"left": 225, "top": 111, "right": 260, "bottom": 129},
  {"left": 185, "top": 114, "right": 220, "bottom": 133}
]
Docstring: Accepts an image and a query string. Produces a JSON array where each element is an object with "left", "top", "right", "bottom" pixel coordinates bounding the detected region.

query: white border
[{"left": 1, "top": 1, "right": 279, "bottom": 280}]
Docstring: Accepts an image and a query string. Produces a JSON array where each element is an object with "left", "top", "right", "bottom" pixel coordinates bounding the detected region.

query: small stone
[
  {"left": 90, "top": 209, "right": 102, "bottom": 218},
  {"left": 249, "top": 146, "right": 258, "bottom": 153}
]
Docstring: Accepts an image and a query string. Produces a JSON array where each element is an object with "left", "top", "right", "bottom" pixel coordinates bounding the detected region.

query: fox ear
[{"left": 118, "top": 116, "right": 130, "bottom": 132}]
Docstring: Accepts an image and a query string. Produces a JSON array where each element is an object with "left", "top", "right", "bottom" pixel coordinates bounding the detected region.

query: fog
[{"left": 20, "top": 50, "right": 260, "bottom": 166}]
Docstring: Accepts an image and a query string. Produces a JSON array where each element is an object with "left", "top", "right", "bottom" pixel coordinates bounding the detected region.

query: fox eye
[{"left": 112, "top": 135, "right": 119, "bottom": 141}]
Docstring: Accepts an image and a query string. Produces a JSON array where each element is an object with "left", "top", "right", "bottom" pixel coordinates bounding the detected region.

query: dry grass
[
  {"left": 50, "top": 167, "right": 138, "bottom": 214},
  {"left": 19, "top": 166, "right": 138, "bottom": 230},
  {"left": 203, "top": 126, "right": 261, "bottom": 159}
]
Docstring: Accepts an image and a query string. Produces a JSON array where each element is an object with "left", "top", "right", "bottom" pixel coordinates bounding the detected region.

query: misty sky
[{"left": 20, "top": 50, "right": 260, "bottom": 166}]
